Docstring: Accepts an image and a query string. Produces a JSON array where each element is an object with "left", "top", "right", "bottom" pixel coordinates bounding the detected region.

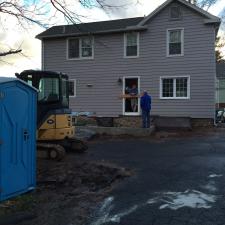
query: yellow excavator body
[{"left": 38, "top": 114, "right": 75, "bottom": 140}]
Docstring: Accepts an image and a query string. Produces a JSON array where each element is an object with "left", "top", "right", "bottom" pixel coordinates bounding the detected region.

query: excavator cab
[{"left": 16, "top": 70, "right": 87, "bottom": 160}]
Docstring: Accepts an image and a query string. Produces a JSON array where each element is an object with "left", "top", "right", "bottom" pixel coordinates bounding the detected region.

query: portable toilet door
[{"left": 0, "top": 78, "right": 37, "bottom": 201}]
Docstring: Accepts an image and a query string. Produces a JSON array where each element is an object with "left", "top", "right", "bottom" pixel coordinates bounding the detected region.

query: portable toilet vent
[{"left": 0, "top": 77, "right": 37, "bottom": 201}]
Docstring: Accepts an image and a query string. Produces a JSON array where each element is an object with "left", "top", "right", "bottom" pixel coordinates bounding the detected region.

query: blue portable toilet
[{"left": 0, "top": 77, "right": 37, "bottom": 201}]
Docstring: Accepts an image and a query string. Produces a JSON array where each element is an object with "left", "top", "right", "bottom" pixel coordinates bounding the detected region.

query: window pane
[
  {"left": 126, "top": 46, "right": 137, "bottom": 56},
  {"left": 169, "top": 43, "right": 181, "bottom": 55},
  {"left": 82, "top": 38, "right": 92, "bottom": 48},
  {"left": 168, "top": 30, "right": 182, "bottom": 55},
  {"left": 82, "top": 47, "right": 92, "bottom": 57},
  {"left": 81, "top": 38, "right": 92, "bottom": 57},
  {"left": 127, "top": 33, "right": 137, "bottom": 46},
  {"left": 162, "top": 79, "right": 174, "bottom": 97},
  {"left": 68, "top": 39, "right": 79, "bottom": 58},
  {"left": 38, "top": 78, "right": 59, "bottom": 102},
  {"left": 169, "top": 30, "right": 181, "bottom": 43},
  {"left": 126, "top": 33, "right": 138, "bottom": 56},
  {"left": 176, "top": 78, "right": 188, "bottom": 97}
]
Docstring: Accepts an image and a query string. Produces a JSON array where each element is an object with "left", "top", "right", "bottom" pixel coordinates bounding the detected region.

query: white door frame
[{"left": 122, "top": 76, "right": 141, "bottom": 116}]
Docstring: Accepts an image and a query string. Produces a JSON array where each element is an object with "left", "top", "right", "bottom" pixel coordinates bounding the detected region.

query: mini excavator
[{"left": 16, "top": 70, "right": 88, "bottom": 160}]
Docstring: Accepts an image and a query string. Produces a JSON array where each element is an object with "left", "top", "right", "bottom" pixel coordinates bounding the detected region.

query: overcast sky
[{"left": 0, "top": 0, "right": 224, "bottom": 77}]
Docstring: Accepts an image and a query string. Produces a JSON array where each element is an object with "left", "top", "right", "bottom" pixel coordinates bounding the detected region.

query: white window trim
[
  {"left": 67, "top": 37, "right": 94, "bottom": 60},
  {"left": 122, "top": 76, "right": 141, "bottom": 116},
  {"left": 160, "top": 76, "right": 190, "bottom": 100},
  {"left": 166, "top": 28, "right": 184, "bottom": 57},
  {"left": 124, "top": 32, "right": 140, "bottom": 58},
  {"left": 69, "top": 79, "right": 77, "bottom": 98}
]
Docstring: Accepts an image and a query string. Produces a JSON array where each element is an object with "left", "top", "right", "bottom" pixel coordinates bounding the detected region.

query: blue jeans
[{"left": 142, "top": 110, "right": 150, "bottom": 128}]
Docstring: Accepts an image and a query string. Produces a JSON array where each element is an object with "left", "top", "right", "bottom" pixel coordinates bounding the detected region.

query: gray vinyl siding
[{"left": 43, "top": 2, "right": 216, "bottom": 118}]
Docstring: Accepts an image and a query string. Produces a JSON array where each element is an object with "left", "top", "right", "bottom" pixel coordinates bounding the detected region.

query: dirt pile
[
  {"left": 37, "top": 160, "right": 131, "bottom": 193},
  {"left": 0, "top": 157, "right": 131, "bottom": 225}
]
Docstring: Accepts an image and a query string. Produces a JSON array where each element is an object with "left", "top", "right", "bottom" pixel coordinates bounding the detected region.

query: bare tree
[
  {"left": 216, "top": 37, "right": 225, "bottom": 62},
  {"left": 197, "top": 0, "right": 218, "bottom": 10},
  {"left": 0, "top": 0, "right": 135, "bottom": 57},
  {"left": 0, "top": 49, "right": 22, "bottom": 57}
]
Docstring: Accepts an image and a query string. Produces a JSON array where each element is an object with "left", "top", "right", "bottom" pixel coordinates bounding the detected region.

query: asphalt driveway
[{"left": 87, "top": 130, "right": 225, "bottom": 225}]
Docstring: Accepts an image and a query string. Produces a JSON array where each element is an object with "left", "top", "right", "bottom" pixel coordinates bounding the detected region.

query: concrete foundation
[
  {"left": 191, "top": 118, "right": 214, "bottom": 128},
  {"left": 154, "top": 116, "right": 192, "bottom": 131}
]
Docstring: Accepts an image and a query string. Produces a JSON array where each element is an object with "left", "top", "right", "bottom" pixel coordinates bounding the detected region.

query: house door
[
  {"left": 123, "top": 77, "right": 140, "bottom": 115},
  {"left": 0, "top": 85, "right": 31, "bottom": 197}
]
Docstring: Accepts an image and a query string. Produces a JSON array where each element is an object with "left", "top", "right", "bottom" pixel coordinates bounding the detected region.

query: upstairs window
[
  {"left": 81, "top": 38, "right": 93, "bottom": 57},
  {"left": 124, "top": 32, "right": 139, "bottom": 57},
  {"left": 68, "top": 37, "right": 93, "bottom": 59},
  {"left": 170, "top": 6, "right": 182, "bottom": 20},
  {"left": 167, "top": 28, "right": 184, "bottom": 56}
]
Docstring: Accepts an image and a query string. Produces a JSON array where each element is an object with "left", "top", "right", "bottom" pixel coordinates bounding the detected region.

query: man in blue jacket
[{"left": 141, "top": 90, "right": 151, "bottom": 128}]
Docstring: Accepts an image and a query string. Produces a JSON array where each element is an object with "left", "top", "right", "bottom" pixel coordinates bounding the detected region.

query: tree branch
[{"left": 0, "top": 49, "right": 22, "bottom": 57}]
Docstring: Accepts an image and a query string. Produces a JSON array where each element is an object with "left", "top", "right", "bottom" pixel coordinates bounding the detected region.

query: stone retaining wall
[
  {"left": 76, "top": 116, "right": 97, "bottom": 126},
  {"left": 114, "top": 116, "right": 143, "bottom": 127},
  {"left": 75, "top": 115, "right": 215, "bottom": 129}
]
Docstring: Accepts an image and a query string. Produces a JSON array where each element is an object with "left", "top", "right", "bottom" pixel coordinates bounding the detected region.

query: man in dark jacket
[{"left": 140, "top": 91, "right": 151, "bottom": 128}]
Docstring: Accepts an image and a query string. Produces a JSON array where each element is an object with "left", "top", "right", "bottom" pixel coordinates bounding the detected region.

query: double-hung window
[
  {"left": 124, "top": 32, "right": 139, "bottom": 57},
  {"left": 160, "top": 76, "right": 190, "bottom": 99},
  {"left": 68, "top": 37, "right": 93, "bottom": 59},
  {"left": 167, "top": 29, "right": 184, "bottom": 56}
]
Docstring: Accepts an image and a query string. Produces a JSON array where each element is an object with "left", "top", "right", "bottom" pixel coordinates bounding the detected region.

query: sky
[{"left": 0, "top": 0, "right": 225, "bottom": 77}]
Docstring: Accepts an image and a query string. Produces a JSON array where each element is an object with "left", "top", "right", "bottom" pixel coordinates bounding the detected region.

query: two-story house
[{"left": 36, "top": 0, "right": 220, "bottom": 126}]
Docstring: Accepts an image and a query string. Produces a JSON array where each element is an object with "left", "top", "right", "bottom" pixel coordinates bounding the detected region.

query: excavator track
[{"left": 37, "top": 142, "right": 66, "bottom": 161}]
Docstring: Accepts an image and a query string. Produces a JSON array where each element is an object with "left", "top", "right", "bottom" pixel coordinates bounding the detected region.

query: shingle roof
[
  {"left": 36, "top": 0, "right": 220, "bottom": 40},
  {"left": 36, "top": 17, "right": 144, "bottom": 39},
  {"left": 217, "top": 62, "right": 225, "bottom": 78}
]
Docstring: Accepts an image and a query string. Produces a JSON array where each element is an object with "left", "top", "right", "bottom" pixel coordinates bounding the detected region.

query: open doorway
[{"left": 123, "top": 77, "right": 140, "bottom": 115}]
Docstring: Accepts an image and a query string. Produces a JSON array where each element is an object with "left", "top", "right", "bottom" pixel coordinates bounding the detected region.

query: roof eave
[
  {"left": 204, "top": 18, "right": 221, "bottom": 24},
  {"left": 36, "top": 25, "right": 148, "bottom": 40}
]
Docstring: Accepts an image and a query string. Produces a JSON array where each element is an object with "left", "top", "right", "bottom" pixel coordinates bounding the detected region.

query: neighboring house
[
  {"left": 36, "top": 0, "right": 220, "bottom": 124},
  {"left": 216, "top": 61, "right": 225, "bottom": 108}
]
